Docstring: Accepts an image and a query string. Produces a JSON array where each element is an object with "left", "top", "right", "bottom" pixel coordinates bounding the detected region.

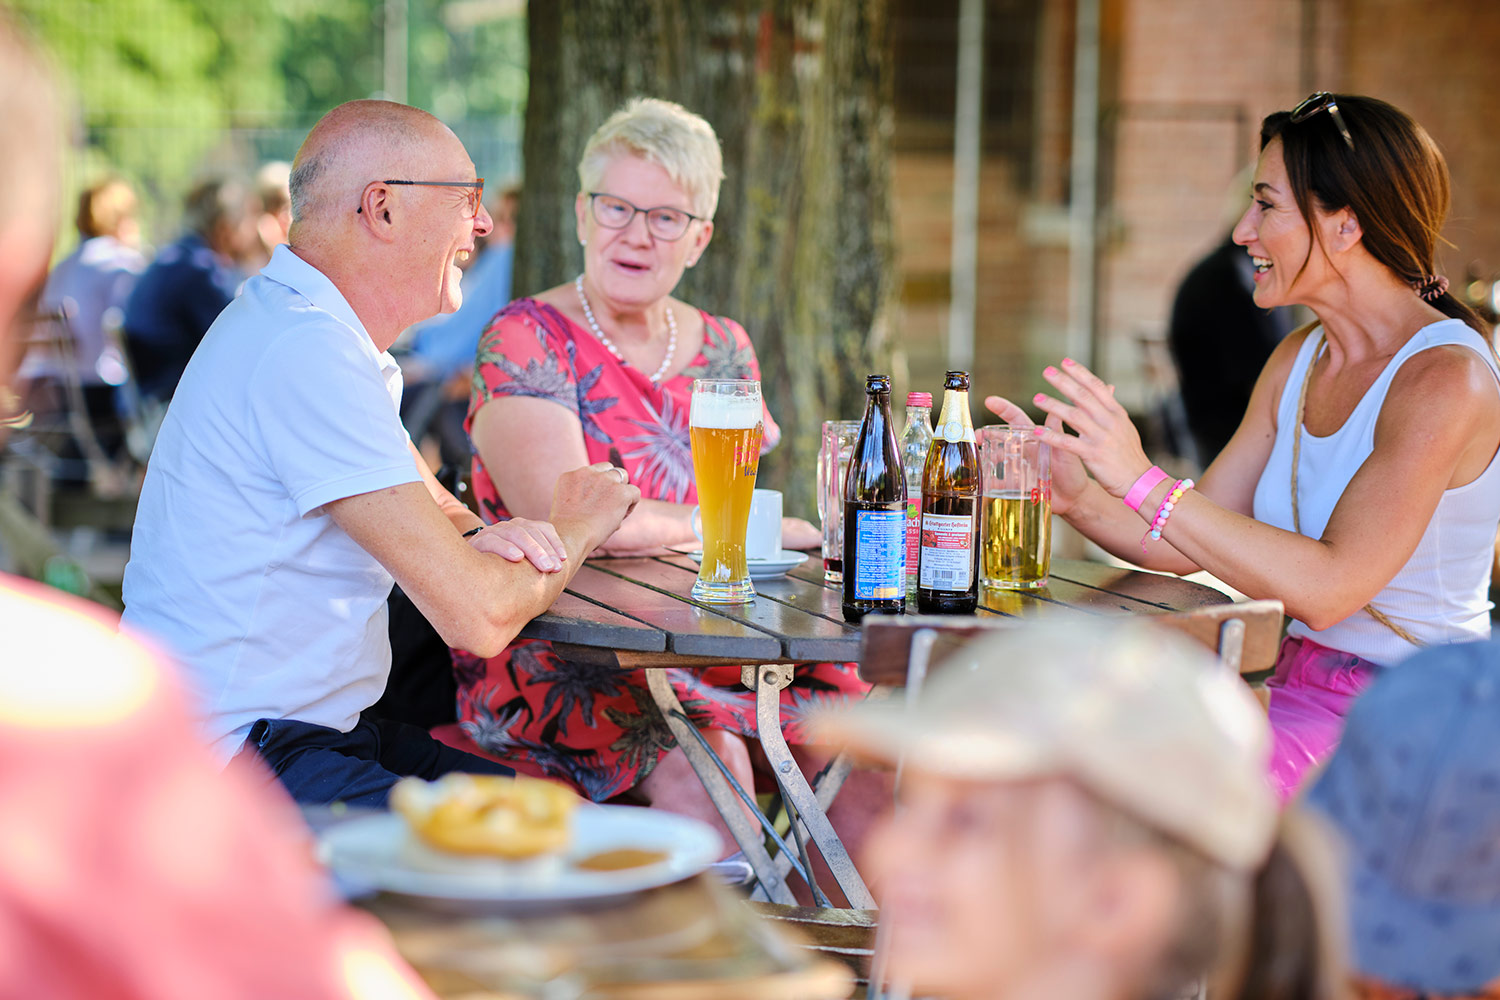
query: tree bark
[{"left": 517, "top": 0, "right": 895, "bottom": 519}]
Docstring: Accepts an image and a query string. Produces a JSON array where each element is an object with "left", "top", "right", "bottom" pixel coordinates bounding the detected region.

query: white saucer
[{"left": 686, "top": 550, "right": 810, "bottom": 580}]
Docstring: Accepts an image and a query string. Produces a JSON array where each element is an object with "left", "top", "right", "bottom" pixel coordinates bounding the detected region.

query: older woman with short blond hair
[{"left": 447, "top": 99, "right": 879, "bottom": 874}]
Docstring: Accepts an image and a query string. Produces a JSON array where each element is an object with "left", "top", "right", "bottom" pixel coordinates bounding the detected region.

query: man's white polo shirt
[{"left": 122, "top": 245, "right": 423, "bottom": 763}]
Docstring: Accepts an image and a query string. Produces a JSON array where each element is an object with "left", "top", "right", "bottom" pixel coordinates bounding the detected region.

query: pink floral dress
[{"left": 450, "top": 298, "right": 870, "bottom": 801}]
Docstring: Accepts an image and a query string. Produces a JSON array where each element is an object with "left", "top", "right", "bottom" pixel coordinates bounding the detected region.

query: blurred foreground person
[
  {"left": 122, "top": 100, "right": 638, "bottom": 807},
  {"left": 1308, "top": 637, "right": 1500, "bottom": 999},
  {"left": 819, "top": 621, "right": 1347, "bottom": 1000},
  {"left": 122, "top": 176, "right": 255, "bottom": 402},
  {"left": 0, "top": 13, "right": 433, "bottom": 999}
]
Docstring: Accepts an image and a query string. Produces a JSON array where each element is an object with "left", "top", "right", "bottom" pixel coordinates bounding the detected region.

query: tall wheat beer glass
[{"left": 690, "top": 379, "right": 764, "bottom": 603}]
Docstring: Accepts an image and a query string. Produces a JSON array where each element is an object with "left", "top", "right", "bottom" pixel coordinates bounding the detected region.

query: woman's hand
[
  {"left": 1029, "top": 358, "right": 1153, "bottom": 500},
  {"left": 782, "top": 517, "right": 821, "bottom": 552},
  {"left": 982, "top": 392, "right": 1091, "bottom": 517},
  {"left": 467, "top": 517, "right": 569, "bottom": 572}
]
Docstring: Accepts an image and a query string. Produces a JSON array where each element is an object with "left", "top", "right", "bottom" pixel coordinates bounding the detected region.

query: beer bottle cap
[{"left": 906, "top": 392, "right": 932, "bottom": 407}]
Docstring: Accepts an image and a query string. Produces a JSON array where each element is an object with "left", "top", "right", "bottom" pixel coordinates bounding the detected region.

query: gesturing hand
[
  {"left": 982, "top": 392, "right": 1090, "bottom": 517},
  {"left": 1029, "top": 358, "right": 1151, "bottom": 499},
  {"left": 467, "top": 518, "right": 569, "bottom": 572}
]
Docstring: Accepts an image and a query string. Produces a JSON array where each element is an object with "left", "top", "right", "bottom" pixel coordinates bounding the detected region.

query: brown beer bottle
[
  {"left": 917, "top": 371, "right": 980, "bottom": 614},
  {"left": 842, "top": 374, "right": 907, "bottom": 622}
]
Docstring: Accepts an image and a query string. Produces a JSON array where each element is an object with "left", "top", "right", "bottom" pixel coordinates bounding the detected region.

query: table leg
[
  {"left": 643, "top": 668, "right": 796, "bottom": 905},
  {"left": 747, "top": 664, "right": 877, "bottom": 909},
  {"left": 770, "top": 751, "right": 853, "bottom": 887}
]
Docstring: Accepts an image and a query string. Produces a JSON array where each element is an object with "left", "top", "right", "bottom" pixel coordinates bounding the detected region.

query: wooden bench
[{"left": 855, "top": 599, "right": 1285, "bottom": 687}]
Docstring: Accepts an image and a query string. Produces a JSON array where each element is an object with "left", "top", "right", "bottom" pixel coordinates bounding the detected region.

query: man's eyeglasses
[
  {"left": 588, "top": 192, "right": 701, "bottom": 241},
  {"left": 1290, "top": 92, "right": 1355, "bottom": 151},
  {"left": 360, "top": 178, "right": 486, "bottom": 218}
]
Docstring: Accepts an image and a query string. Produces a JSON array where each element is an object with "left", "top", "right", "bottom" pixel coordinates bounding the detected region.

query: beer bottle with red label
[
  {"left": 917, "top": 371, "right": 979, "bottom": 614},
  {"left": 842, "top": 374, "right": 907, "bottom": 622}
]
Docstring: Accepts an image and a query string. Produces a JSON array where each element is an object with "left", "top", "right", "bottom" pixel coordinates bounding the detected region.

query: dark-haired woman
[{"left": 986, "top": 93, "right": 1500, "bottom": 800}]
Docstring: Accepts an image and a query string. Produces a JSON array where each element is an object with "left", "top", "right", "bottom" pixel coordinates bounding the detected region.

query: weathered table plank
[
  {"left": 517, "top": 589, "right": 667, "bottom": 652},
  {"left": 565, "top": 562, "right": 783, "bottom": 660}
]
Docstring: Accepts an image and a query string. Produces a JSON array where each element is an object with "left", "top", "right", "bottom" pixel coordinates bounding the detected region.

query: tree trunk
[{"left": 517, "top": 0, "right": 895, "bottom": 519}]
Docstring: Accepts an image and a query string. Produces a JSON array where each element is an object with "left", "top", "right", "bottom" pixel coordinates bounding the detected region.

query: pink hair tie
[
  {"left": 1414, "top": 274, "right": 1450, "bottom": 301},
  {"left": 1122, "top": 465, "right": 1170, "bottom": 512}
]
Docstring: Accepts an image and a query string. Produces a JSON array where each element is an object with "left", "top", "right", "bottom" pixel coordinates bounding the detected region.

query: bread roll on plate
[{"left": 391, "top": 774, "right": 579, "bottom": 868}]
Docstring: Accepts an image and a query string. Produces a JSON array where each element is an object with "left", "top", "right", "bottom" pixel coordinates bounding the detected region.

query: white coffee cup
[
  {"left": 746, "top": 489, "right": 783, "bottom": 561},
  {"left": 689, "top": 489, "right": 783, "bottom": 561}
]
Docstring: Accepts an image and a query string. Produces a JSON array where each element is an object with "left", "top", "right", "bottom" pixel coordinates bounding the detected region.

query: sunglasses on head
[{"left": 1290, "top": 92, "right": 1355, "bottom": 151}]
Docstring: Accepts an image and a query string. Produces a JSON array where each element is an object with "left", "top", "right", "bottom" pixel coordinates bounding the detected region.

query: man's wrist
[{"left": 550, "top": 515, "right": 602, "bottom": 560}]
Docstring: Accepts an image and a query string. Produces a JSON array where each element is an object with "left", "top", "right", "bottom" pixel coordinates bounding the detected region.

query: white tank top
[{"left": 1251, "top": 319, "right": 1500, "bottom": 667}]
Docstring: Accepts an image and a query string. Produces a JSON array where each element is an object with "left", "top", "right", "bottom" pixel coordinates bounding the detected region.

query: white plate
[
  {"left": 318, "top": 804, "right": 720, "bottom": 909},
  {"left": 686, "top": 549, "right": 810, "bottom": 581}
]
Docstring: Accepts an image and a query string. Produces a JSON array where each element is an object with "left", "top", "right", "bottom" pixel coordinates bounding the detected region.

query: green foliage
[
  {"left": 15, "top": 0, "right": 526, "bottom": 246},
  {"left": 15, "top": 0, "right": 285, "bottom": 217}
]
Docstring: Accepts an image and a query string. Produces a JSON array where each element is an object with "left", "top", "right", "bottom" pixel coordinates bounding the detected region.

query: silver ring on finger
[{"left": 610, "top": 466, "right": 629, "bottom": 484}]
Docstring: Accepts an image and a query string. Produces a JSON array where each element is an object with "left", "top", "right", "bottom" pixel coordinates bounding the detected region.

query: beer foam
[{"left": 691, "top": 393, "right": 762, "bottom": 429}]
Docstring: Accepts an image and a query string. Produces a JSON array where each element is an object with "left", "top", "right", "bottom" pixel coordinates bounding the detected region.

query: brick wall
[
  {"left": 1342, "top": 0, "right": 1500, "bottom": 287},
  {"left": 890, "top": 0, "right": 1500, "bottom": 421}
]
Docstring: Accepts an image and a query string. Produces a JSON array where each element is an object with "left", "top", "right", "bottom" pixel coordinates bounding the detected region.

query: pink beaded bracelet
[
  {"left": 1141, "top": 478, "right": 1194, "bottom": 553},
  {"left": 1122, "top": 465, "right": 1170, "bottom": 512}
]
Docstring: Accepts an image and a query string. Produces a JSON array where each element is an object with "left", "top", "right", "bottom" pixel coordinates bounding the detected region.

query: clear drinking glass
[
  {"left": 978, "top": 425, "right": 1052, "bottom": 593},
  {"left": 817, "top": 420, "right": 861, "bottom": 583},
  {"left": 689, "top": 379, "right": 764, "bottom": 603}
]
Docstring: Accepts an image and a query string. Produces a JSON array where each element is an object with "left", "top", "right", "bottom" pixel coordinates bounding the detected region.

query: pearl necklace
[{"left": 574, "top": 274, "right": 677, "bottom": 385}]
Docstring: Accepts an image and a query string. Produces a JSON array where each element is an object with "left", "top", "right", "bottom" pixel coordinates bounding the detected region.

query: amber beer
[
  {"left": 917, "top": 371, "right": 980, "bottom": 614},
  {"left": 981, "top": 490, "right": 1052, "bottom": 591},
  {"left": 978, "top": 424, "right": 1052, "bottom": 593},
  {"left": 690, "top": 379, "right": 763, "bottom": 603}
]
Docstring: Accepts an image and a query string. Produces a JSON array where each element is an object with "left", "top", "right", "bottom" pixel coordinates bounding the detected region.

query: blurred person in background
[
  {"left": 0, "top": 11, "right": 435, "bottom": 998},
  {"left": 21, "top": 176, "right": 146, "bottom": 460},
  {"left": 397, "top": 184, "right": 519, "bottom": 471},
  {"left": 1168, "top": 170, "right": 1299, "bottom": 464},
  {"left": 121, "top": 99, "right": 637, "bottom": 808},
  {"left": 1307, "top": 637, "right": 1500, "bottom": 1000},
  {"left": 989, "top": 94, "right": 1500, "bottom": 801},
  {"left": 247, "top": 159, "right": 293, "bottom": 269},
  {"left": 818, "top": 620, "right": 1347, "bottom": 1000},
  {"left": 123, "top": 175, "right": 256, "bottom": 403}
]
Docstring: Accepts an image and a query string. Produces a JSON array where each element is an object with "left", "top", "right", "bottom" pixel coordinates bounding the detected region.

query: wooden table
[{"left": 520, "top": 553, "right": 1230, "bottom": 907}]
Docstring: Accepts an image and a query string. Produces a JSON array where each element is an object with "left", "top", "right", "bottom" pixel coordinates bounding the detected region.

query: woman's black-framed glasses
[
  {"left": 588, "top": 192, "right": 701, "bottom": 241},
  {"left": 360, "top": 178, "right": 485, "bottom": 218},
  {"left": 1290, "top": 92, "right": 1355, "bottom": 151}
]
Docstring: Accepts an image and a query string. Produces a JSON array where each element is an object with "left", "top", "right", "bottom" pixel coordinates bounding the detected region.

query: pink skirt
[{"left": 1265, "top": 634, "right": 1379, "bottom": 802}]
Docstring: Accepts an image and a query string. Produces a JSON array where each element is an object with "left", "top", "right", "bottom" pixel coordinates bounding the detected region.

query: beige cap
[{"left": 816, "top": 619, "right": 1277, "bottom": 870}]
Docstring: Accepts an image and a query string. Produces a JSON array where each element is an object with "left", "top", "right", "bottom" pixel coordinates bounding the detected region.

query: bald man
[{"left": 122, "top": 100, "right": 640, "bottom": 807}]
